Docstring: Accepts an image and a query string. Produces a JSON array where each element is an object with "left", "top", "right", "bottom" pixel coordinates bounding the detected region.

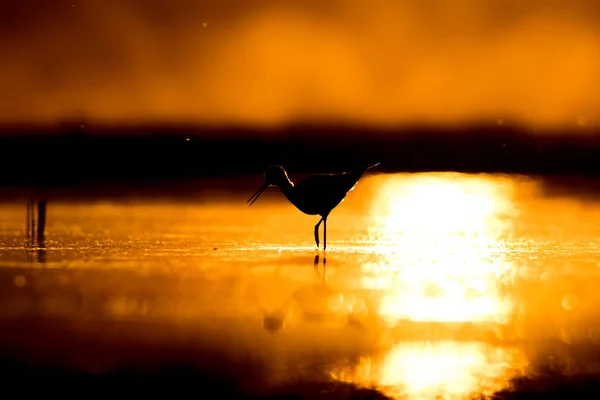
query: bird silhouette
[{"left": 247, "top": 163, "right": 380, "bottom": 249}]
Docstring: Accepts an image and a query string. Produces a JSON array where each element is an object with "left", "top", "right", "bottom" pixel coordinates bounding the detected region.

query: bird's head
[
  {"left": 247, "top": 165, "right": 290, "bottom": 206},
  {"left": 264, "top": 165, "right": 289, "bottom": 186}
]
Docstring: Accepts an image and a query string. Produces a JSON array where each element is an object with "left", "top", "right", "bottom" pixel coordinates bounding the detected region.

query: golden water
[{"left": 2, "top": 172, "right": 600, "bottom": 398}]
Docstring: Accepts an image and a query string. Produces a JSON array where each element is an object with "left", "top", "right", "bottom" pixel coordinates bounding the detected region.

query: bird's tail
[
  {"left": 365, "top": 162, "right": 380, "bottom": 170},
  {"left": 353, "top": 162, "right": 380, "bottom": 176}
]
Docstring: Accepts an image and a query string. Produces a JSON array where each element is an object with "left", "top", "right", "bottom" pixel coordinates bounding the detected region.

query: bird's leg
[
  {"left": 323, "top": 217, "right": 327, "bottom": 251},
  {"left": 314, "top": 217, "right": 324, "bottom": 249}
]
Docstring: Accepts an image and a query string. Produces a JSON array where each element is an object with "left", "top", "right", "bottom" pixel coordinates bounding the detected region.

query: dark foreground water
[{"left": 2, "top": 172, "right": 600, "bottom": 399}]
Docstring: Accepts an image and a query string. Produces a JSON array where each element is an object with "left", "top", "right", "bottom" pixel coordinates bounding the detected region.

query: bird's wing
[
  {"left": 295, "top": 173, "right": 350, "bottom": 194},
  {"left": 295, "top": 173, "right": 362, "bottom": 213}
]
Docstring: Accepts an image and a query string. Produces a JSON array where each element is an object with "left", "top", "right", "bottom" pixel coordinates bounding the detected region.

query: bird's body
[
  {"left": 247, "top": 163, "right": 380, "bottom": 249},
  {"left": 281, "top": 169, "right": 367, "bottom": 215}
]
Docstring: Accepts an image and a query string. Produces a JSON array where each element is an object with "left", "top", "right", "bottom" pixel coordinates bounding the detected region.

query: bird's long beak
[{"left": 247, "top": 182, "right": 268, "bottom": 206}]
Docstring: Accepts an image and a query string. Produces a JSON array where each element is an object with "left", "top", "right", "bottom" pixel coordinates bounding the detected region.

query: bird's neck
[{"left": 276, "top": 178, "right": 295, "bottom": 201}]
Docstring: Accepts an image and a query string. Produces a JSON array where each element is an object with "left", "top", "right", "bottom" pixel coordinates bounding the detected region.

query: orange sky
[{"left": 0, "top": 0, "right": 598, "bottom": 129}]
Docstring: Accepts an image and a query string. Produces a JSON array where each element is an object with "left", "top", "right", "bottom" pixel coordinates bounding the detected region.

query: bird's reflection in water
[
  {"left": 315, "top": 253, "right": 325, "bottom": 267},
  {"left": 37, "top": 237, "right": 47, "bottom": 264},
  {"left": 261, "top": 306, "right": 287, "bottom": 333},
  {"left": 25, "top": 233, "right": 47, "bottom": 264},
  {"left": 261, "top": 254, "right": 369, "bottom": 333}
]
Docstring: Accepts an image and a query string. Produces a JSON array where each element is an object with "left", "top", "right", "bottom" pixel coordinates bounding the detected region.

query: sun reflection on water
[
  {"left": 365, "top": 173, "right": 518, "bottom": 324},
  {"left": 330, "top": 341, "right": 527, "bottom": 400},
  {"left": 328, "top": 173, "right": 526, "bottom": 397},
  {"left": 377, "top": 341, "right": 526, "bottom": 399}
]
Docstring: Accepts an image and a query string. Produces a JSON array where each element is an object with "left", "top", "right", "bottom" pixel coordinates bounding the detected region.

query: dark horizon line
[
  {"left": 0, "top": 120, "right": 599, "bottom": 199},
  {"left": 0, "top": 119, "right": 595, "bottom": 139}
]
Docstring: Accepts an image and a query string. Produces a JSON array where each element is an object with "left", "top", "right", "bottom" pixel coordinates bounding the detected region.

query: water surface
[{"left": 1, "top": 172, "right": 600, "bottom": 399}]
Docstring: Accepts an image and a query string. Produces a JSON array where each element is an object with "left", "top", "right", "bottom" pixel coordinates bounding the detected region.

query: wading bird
[{"left": 247, "top": 163, "right": 380, "bottom": 250}]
